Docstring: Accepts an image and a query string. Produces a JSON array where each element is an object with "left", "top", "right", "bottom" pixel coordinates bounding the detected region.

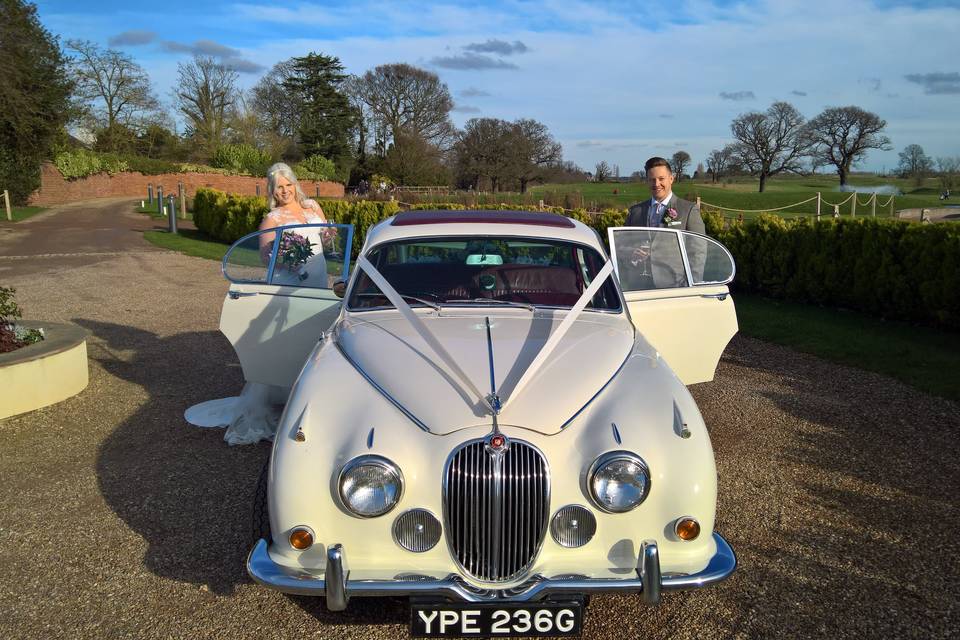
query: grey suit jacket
[{"left": 626, "top": 194, "right": 705, "bottom": 234}]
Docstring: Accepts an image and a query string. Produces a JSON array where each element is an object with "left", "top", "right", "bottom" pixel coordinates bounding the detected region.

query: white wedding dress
[{"left": 184, "top": 207, "right": 333, "bottom": 445}]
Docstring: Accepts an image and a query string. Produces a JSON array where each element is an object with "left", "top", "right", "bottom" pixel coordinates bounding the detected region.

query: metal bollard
[
  {"left": 178, "top": 182, "right": 186, "bottom": 219},
  {"left": 147, "top": 184, "right": 153, "bottom": 204},
  {"left": 157, "top": 185, "right": 164, "bottom": 215},
  {"left": 256, "top": 184, "right": 260, "bottom": 196},
  {"left": 168, "top": 195, "right": 177, "bottom": 233}
]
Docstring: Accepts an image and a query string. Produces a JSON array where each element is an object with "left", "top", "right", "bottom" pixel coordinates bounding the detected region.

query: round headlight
[
  {"left": 338, "top": 455, "right": 403, "bottom": 518},
  {"left": 588, "top": 451, "right": 650, "bottom": 513}
]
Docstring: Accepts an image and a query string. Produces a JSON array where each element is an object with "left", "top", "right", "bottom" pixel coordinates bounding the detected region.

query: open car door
[
  {"left": 608, "top": 227, "right": 737, "bottom": 385},
  {"left": 220, "top": 223, "right": 353, "bottom": 389}
]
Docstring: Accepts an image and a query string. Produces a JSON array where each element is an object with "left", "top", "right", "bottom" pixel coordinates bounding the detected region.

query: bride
[
  {"left": 260, "top": 162, "right": 332, "bottom": 289},
  {"left": 185, "top": 163, "right": 335, "bottom": 445}
]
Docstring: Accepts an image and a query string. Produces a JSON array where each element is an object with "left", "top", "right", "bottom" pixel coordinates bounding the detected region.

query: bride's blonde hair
[{"left": 266, "top": 162, "right": 308, "bottom": 209}]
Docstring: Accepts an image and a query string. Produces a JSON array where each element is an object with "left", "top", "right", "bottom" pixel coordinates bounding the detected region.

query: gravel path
[{"left": 1, "top": 200, "right": 957, "bottom": 639}]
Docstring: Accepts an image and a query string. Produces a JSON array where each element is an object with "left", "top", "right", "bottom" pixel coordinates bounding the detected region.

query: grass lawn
[
  {"left": 5, "top": 206, "right": 46, "bottom": 222},
  {"left": 527, "top": 174, "right": 950, "bottom": 220},
  {"left": 144, "top": 229, "right": 227, "bottom": 261},
  {"left": 735, "top": 293, "right": 960, "bottom": 402}
]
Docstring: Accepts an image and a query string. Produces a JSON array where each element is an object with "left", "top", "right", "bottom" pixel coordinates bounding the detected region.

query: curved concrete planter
[{"left": 0, "top": 321, "right": 90, "bottom": 420}]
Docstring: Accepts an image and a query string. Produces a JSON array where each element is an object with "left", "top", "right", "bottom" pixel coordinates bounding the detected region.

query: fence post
[
  {"left": 3, "top": 190, "right": 10, "bottom": 221},
  {"left": 851, "top": 192, "right": 857, "bottom": 217},
  {"left": 178, "top": 182, "right": 186, "bottom": 219},
  {"left": 156, "top": 185, "right": 163, "bottom": 215},
  {"left": 538, "top": 199, "right": 544, "bottom": 210},
  {"left": 816, "top": 192, "right": 821, "bottom": 220},
  {"left": 890, "top": 196, "right": 895, "bottom": 217},
  {"left": 147, "top": 184, "right": 153, "bottom": 204},
  {"left": 871, "top": 193, "right": 876, "bottom": 217},
  {"left": 696, "top": 196, "right": 702, "bottom": 210}
]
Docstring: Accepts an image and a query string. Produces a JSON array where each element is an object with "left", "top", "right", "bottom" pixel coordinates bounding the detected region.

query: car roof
[{"left": 364, "top": 209, "right": 604, "bottom": 252}]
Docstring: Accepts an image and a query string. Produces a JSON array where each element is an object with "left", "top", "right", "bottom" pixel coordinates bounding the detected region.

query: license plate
[{"left": 410, "top": 601, "right": 583, "bottom": 637}]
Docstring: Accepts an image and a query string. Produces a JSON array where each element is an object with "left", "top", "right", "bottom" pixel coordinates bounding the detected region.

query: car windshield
[{"left": 347, "top": 236, "right": 621, "bottom": 312}]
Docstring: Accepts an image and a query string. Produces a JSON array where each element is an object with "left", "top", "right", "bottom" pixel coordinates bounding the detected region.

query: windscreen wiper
[
  {"left": 443, "top": 298, "right": 535, "bottom": 311},
  {"left": 397, "top": 294, "right": 441, "bottom": 311}
]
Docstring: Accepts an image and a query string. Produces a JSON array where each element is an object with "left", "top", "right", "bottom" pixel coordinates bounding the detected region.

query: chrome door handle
[
  {"left": 699, "top": 293, "right": 728, "bottom": 301},
  {"left": 228, "top": 291, "right": 257, "bottom": 299}
]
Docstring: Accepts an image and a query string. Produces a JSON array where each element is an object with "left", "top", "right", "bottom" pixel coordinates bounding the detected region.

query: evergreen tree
[
  {"left": 0, "top": 0, "right": 73, "bottom": 203},
  {"left": 283, "top": 52, "right": 355, "bottom": 172}
]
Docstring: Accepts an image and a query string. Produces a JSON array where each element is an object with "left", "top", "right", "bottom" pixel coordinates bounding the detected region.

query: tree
[
  {"left": 0, "top": 0, "right": 74, "bottom": 203},
  {"left": 671, "top": 151, "right": 691, "bottom": 181},
  {"left": 594, "top": 161, "right": 612, "bottom": 182},
  {"left": 897, "top": 144, "right": 933, "bottom": 184},
  {"left": 348, "top": 63, "right": 455, "bottom": 156},
  {"left": 805, "top": 106, "right": 891, "bottom": 186},
  {"left": 283, "top": 52, "right": 355, "bottom": 168},
  {"left": 936, "top": 156, "right": 959, "bottom": 192},
  {"left": 173, "top": 56, "right": 238, "bottom": 160},
  {"left": 730, "top": 101, "right": 811, "bottom": 192},
  {"left": 382, "top": 131, "right": 447, "bottom": 186},
  {"left": 706, "top": 145, "right": 737, "bottom": 183},
  {"left": 505, "top": 119, "right": 562, "bottom": 193},
  {"left": 66, "top": 39, "right": 159, "bottom": 150},
  {"left": 454, "top": 118, "right": 510, "bottom": 191}
]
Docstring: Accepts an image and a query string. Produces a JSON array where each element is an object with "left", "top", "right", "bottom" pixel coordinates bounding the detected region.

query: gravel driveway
[{"left": 1, "top": 200, "right": 957, "bottom": 639}]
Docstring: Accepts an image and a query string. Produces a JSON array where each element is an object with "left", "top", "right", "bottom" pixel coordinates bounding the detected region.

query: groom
[{"left": 626, "top": 156, "right": 705, "bottom": 233}]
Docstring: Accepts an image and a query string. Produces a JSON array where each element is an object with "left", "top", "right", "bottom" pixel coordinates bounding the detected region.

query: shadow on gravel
[
  {"left": 82, "top": 318, "right": 269, "bottom": 596},
  {"left": 82, "top": 317, "right": 414, "bottom": 627}
]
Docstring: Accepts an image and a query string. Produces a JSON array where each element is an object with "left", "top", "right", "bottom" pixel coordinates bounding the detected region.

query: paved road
[{"left": 1, "top": 200, "right": 957, "bottom": 639}]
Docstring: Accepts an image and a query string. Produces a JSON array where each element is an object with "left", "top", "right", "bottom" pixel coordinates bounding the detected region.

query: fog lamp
[
  {"left": 289, "top": 527, "right": 314, "bottom": 550},
  {"left": 550, "top": 505, "right": 597, "bottom": 548},
  {"left": 674, "top": 517, "right": 701, "bottom": 541}
]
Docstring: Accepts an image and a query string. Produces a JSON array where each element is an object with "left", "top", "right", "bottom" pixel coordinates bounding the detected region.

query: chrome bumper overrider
[{"left": 247, "top": 533, "right": 737, "bottom": 611}]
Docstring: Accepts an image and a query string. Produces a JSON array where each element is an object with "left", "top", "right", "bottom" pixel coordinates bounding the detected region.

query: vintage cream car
[{"left": 219, "top": 210, "right": 738, "bottom": 637}]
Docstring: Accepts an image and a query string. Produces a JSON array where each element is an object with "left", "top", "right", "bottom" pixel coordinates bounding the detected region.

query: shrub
[
  {"left": 211, "top": 144, "right": 273, "bottom": 175},
  {"left": 715, "top": 216, "right": 960, "bottom": 330},
  {"left": 0, "top": 148, "right": 40, "bottom": 205},
  {"left": 295, "top": 155, "right": 337, "bottom": 181}
]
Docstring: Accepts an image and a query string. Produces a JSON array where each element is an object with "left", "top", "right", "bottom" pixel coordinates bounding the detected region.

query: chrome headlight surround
[
  {"left": 338, "top": 455, "right": 404, "bottom": 518},
  {"left": 587, "top": 451, "right": 651, "bottom": 513}
]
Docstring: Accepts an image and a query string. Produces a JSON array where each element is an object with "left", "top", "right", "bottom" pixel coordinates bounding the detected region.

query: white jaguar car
[{"left": 218, "top": 210, "right": 738, "bottom": 637}]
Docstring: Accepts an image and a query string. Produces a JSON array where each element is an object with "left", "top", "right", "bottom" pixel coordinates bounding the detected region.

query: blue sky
[{"left": 35, "top": 0, "right": 960, "bottom": 176}]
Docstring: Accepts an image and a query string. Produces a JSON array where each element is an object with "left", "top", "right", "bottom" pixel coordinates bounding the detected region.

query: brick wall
[{"left": 27, "top": 162, "right": 344, "bottom": 206}]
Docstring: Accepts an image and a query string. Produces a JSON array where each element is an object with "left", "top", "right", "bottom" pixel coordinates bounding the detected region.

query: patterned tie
[{"left": 649, "top": 201, "right": 662, "bottom": 227}]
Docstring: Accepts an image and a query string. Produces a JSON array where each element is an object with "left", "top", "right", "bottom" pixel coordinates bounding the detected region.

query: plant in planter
[{"left": 0, "top": 287, "right": 44, "bottom": 354}]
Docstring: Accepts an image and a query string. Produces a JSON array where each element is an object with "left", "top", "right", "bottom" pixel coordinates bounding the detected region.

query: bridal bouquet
[{"left": 279, "top": 233, "right": 315, "bottom": 275}]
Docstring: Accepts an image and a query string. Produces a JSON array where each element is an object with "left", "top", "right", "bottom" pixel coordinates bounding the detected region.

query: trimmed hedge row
[
  {"left": 193, "top": 188, "right": 958, "bottom": 329},
  {"left": 716, "top": 215, "right": 960, "bottom": 330}
]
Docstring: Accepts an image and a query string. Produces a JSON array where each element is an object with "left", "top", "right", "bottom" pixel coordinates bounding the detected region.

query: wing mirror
[{"left": 333, "top": 280, "right": 347, "bottom": 298}]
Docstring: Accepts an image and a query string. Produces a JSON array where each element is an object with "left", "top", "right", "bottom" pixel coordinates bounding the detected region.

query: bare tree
[
  {"left": 250, "top": 60, "right": 299, "bottom": 157},
  {"left": 594, "top": 161, "right": 612, "bottom": 182},
  {"left": 730, "top": 101, "right": 811, "bottom": 192},
  {"left": 347, "top": 63, "right": 455, "bottom": 155},
  {"left": 173, "top": 56, "right": 238, "bottom": 159},
  {"left": 896, "top": 144, "right": 933, "bottom": 184},
  {"left": 671, "top": 150, "right": 691, "bottom": 181},
  {"left": 66, "top": 39, "right": 159, "bottom": 147},
  {"left": 935, "top": 156, "right": 959, "bottom": 192},
  {"left": 806, "top": 106, "right": 891, "bottom": 186},
  {"left": 454, "top": 118, "right": 510, "bottom": 191},
  {"left": 507, "top": 119, "right": 563, "bottom": 193},
  {"left": 706, "top": 145, "right": 736, "bottom": 183}
]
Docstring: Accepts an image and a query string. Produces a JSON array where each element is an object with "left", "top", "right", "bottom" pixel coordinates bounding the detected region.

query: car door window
[
  {"left": 608, "top": 228, "right": 734, "bottom": 291},
  {"left": 222, "top": 223, "right": 354, "bottom": 288}
]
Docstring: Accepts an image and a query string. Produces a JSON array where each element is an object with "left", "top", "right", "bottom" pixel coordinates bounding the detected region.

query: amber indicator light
[
  {"left": 675, "top": 518, "right": 701, "bottom": 541},
  {"left": 289, "top": 528, "right": 314, "bottom": 550}
]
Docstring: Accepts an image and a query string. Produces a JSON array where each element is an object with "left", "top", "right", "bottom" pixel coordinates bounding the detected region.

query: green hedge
[{"left": 715, "top": 215, "right": 960, "bottom": 330}]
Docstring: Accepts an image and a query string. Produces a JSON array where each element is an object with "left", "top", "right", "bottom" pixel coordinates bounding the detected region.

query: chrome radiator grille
[{"left": 443, "top": 439, "right": 549, "bottom": 582}]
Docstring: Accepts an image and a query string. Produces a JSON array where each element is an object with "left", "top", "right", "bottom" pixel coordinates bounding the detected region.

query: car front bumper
[{"left": 247, "top": 532, "right": 737, "bottom": 611}]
